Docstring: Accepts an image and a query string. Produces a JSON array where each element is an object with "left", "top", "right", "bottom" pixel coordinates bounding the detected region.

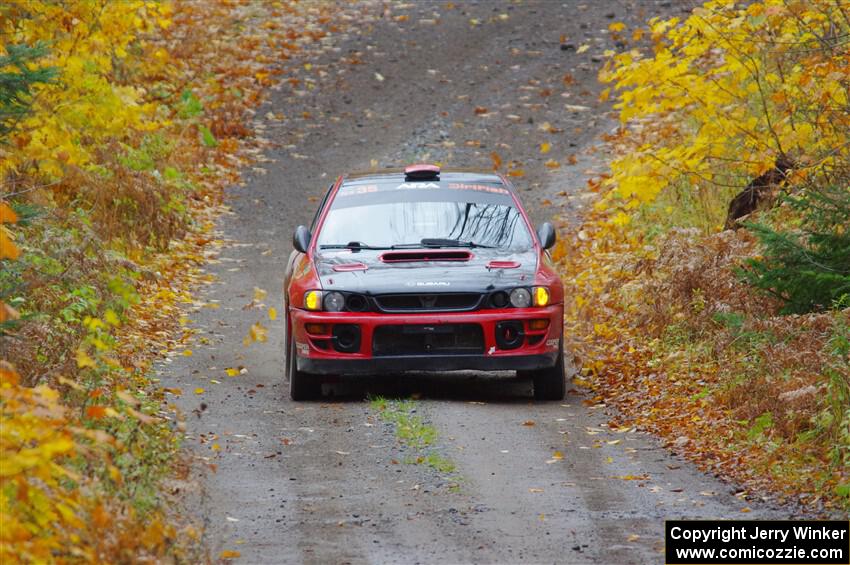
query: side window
[{"left": 310, "top": 183, "right": 335, "bottom": 230}]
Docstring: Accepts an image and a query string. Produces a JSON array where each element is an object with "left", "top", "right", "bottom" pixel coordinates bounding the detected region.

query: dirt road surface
[{"left": 159, "top": 2, "right": 793, "bottom": 563}]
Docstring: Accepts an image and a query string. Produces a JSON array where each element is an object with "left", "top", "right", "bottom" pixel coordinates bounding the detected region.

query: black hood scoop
[{"left": 380, "top": 250, "right": 472, "bottom": 263}]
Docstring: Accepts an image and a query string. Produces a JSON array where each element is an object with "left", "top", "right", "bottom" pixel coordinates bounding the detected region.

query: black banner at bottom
[{"left": 666, "top": 520, "right": 849, "bottom": 565}]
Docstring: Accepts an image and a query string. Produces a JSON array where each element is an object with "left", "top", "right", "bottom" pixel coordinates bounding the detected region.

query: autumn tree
[
  {"left": 599, "top": 0, "right": 849, "bottom": 219},
  {"left": 599, "top": 0, "right": 850, "bottom": 312}
]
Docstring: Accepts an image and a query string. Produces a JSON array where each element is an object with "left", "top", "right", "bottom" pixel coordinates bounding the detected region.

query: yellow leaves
[
  {"left": 91, "top": 504, "right": 112, "bottom": 530},
  {"left": 103, "top": 309, "right": 120, "bottom": 327},
  {"left": 220, "top": 550, "right": 241, "bottom": 559},
  {"left": 608, "top": 211, "right": 632, "bottom": 228},
  {"left": 544, "top": 159, "right": 560, "bottom": 169},
  {"left": 194, "top": 388, "right": 205, "bottom": 395},
  {"left": 225, "top": 367, "right": 241, "bottom": 377},
  {"left": 243, "top": 322, "right": 268, "bottom": 346},
  {"left": 268, "top": 307, "right": 278, "bottom": 321},
  {"left": 538, "top": 121, "right": 561, "bottom": 134},
  {"left": 540, "top": 142, "right": 552, "bottom": 154},
  {"left": 0, "top": 228, "right": 20, "bottom": 260},
  {"left": 0, "top": 302, "right": 20, "bottom": 324},
  {"left": 576, "top": 44, "right": 590, "bottom": 54},
  {"left": 2, "top": 1, "right": 166, "bottom": 178},
  {"left": 608, "top": 22, "right": 626, "bottom": 32},
  {"left": 76, "top": 348, "right": 96, "bottom": 369},
  {"left": 182, "top": 349, "right": 193, "bottom": 357},
  {"left": 490, "top": 151, "right": 502, "bottom": 170},
  {"left": 747, "top": 3, "right": 765, "bottom": 17},
  {"left": 0, "top": 202, "right": 18, "bottom": 224},
  {"left": 599, "top": 0, "right": 847, "bottom": 219},
  {"left": 83, "top": 316, "right": 106, "bottom": 332},
  {"left": 616, "top": 474, "right": 648, "bottom": 481},
  {"left": 0, "top": 362, "right": 20, "bottom": 386},
  {"left": 253, "top": 287, "right": 268, "bottom": 302},
  {"left": 0, "top": 377, "right": 85, "bottom": 549}
]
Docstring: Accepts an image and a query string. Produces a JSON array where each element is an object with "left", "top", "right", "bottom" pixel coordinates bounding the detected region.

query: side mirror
[
  {"left": 537, "top": 222, "right": 556, "bottom": 250},
  {"left": 293, "top": 225, "right": 312, "bottom": 253}
]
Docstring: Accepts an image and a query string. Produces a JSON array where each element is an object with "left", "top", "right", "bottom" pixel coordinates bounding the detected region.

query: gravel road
[{"left": 159, "top": 2, "right": 793, "bottom": 563}]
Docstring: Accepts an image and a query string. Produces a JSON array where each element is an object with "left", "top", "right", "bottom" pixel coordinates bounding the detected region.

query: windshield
[{"left": 316, "top": 183, "right": 533, "bottom": 250}]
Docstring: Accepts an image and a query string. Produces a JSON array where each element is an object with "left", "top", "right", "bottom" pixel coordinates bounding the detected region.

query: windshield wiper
[{"left": 319, "top": 241, "right": 393, "bottom": 251}]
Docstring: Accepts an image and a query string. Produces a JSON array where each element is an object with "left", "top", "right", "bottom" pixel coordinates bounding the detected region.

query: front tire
[
  {"left": 526, "top": 342, "right": 566, "bottom": 400},
  {"left": 287, "top": 333, "right": 321, "bottom": 401}
]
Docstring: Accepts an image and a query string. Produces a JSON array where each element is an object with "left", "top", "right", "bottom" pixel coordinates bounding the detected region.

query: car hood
[{"left": 315, "top": 248, "right": 538, "bottom": 294}]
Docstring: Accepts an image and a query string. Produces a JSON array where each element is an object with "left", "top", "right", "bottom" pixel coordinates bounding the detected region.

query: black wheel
[
  {"left": 525, "top": 342, "right": 566, "bottom": 401},
  {"left": 287, "top": 330, "right": 321, "bottom": 401}
]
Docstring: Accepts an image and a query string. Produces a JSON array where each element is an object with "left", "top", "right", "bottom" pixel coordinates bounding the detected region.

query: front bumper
[
  {"left": 298, "top": 353, "right": 557, "bottom": 375},
  {"left": 290, "top": 305, "right": 563, "bottom": 375}
]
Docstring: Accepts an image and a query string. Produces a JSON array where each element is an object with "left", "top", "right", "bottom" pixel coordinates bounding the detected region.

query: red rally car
[{"left": 283, "top": 164, "right": 565, "bottom": 400}]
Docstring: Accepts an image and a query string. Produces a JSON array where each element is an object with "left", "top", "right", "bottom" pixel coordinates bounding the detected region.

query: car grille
[
  {"left": 372, "top": 324, "right": 484, "bottom": 356},
  {"left": 373, "top": 292, "right": 481, "bottom": 312}
]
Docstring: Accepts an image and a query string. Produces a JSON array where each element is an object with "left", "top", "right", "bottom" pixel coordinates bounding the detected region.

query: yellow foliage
[
  {"left": 0, "top": 364, "right": 175, "bottom": 562},
  {"left": 1, "top": 1, "right": 172, "bottom": 178},
  {"left": 600, "top": 0, "right": 850, "bottom": 213}
]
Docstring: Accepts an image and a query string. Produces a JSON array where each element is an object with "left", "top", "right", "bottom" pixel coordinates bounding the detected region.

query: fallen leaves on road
[{"left": 490, "top": 152, "right": 502, "bottom": 170}]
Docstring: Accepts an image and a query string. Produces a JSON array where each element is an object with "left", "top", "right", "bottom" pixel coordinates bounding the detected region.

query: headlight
[
  {"left": 509, "top": 287, "right": 532, "bottom": 308},
  {"left": 533, "top": 286, "right": 550, "bottom": 307},
  {"left": 323, "top": 291, "right": 345, "bottom": 312},
  {"left": 304, "top": 290, "right": 322, "bottom": 311}
]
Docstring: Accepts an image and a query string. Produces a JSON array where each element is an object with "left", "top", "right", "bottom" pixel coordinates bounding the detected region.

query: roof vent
[{"left": 404, "top": 163, "right": 440, "bottom": 181}]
